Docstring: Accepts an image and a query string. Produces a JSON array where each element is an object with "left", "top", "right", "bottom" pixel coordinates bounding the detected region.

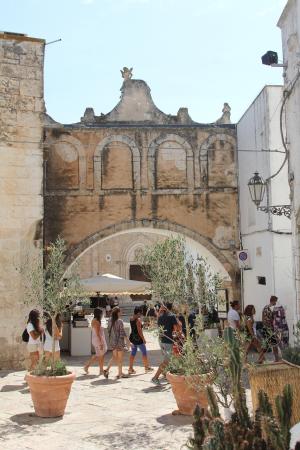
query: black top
[
  {"left": 129, "top": 318, "right": 143, "bottom": 345},
  {"left": 158, "top": 311, "right": 178, "bottom": 344}
]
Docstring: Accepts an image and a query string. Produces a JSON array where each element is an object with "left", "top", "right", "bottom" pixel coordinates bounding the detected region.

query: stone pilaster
[{"left": 0, "top": 33, "right": 45, "bottom": 368}]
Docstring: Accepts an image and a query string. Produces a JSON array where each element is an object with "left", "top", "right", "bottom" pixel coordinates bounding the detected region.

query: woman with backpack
[
  {"left": 128, "top": 306, "right": 153, "bottom": 374},
  {"left": 44, "top": 313, "right": 63, "bottom": 363},
  {"left": 26, "top": 309, "right": 43, "bottom": 370},
  {"left": 83, "top": 308, "right": 107, "bottom": 376},
  {"left": 104, "top": 307, "right": 132, "bottom": 379}
]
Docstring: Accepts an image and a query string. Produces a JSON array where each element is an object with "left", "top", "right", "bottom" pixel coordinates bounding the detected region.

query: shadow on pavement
[
  {"left": 141, "top": 384, "right": 170, "bottom": 393},
  {"left": 1, "top": 382, "right": 27, "bottom": 392},
  {"left": 75, "top": 374, "right": 98, "bottom": 381},
  {"left": 156, "top": 413, "right": 193, "bottom": 427},
  {"left": 10, "top": 412, "right": 63, "bottom": 426},
  {"left": 91, "top": 378, "right": 119, "bottom": 386}
]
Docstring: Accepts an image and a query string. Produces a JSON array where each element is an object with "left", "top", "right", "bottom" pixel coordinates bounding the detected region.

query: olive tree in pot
[
  {"left": 21, "top": 237, "right": 83, "bottom": 418},
  {"left": 137, "top": 235, "right": 223, "bottom": 415}
]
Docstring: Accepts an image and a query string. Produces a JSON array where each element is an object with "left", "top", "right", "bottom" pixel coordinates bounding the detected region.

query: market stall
[{"left": 68, "top": 274, "right": 151, "bottom": 356}]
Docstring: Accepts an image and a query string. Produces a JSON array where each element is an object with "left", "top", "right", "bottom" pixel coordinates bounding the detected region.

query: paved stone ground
[{"left": 0, "top": 332, "right": 194, "bottom": 450}]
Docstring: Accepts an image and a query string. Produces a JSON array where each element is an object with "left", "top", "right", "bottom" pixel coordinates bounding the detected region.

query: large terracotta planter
[
  {"left": 25, "top": 372, "right": 75, "bottom": 418},
  {"left": 166, "top": 372, "right": 210, "bottom": 415}
]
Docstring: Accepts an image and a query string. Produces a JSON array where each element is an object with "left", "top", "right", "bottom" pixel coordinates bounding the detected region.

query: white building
[
  {"left": 278, "top": 0, "right": 300, "bottom": 327},
  {"left": 237, "top": 85, "right": 296, "bottom": 332}
]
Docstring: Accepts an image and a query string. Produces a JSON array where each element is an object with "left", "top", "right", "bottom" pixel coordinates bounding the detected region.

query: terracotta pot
[
  {"left": 166, "top": 372, "right": 209, "bottom": 415},
  {"left": 25, "top": 372, "right": 75, "bottom": 418}
]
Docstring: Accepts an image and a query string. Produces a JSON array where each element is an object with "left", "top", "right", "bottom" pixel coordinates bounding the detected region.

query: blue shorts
[{"left": 131, "top": 343, "right": 147, "bottom": 357}]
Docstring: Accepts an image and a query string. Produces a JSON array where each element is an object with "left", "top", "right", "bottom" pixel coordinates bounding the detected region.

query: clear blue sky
[{"left": 3, "top": 0, "right": 286, "bottom": 124}]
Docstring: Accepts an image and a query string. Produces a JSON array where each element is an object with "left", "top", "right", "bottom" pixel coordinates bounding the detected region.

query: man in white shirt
[{"left": 227, "top": 301, "right": 240, "bottom": 329}]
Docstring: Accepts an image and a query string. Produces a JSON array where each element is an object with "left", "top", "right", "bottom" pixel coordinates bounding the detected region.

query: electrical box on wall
[{"left": 237, "top": 250, "right": 251, "bottom": 269}]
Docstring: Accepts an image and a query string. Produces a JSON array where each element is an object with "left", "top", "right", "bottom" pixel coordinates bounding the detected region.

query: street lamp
[
  {"left": 247, "top": 171, "right": 291, "bottom": 219},
  {"left": 248, "top": 172, "right": 266, "bottom": 207}
]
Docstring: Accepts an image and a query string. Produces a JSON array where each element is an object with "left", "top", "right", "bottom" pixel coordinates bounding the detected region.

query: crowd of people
[
  {"left": 227, "top": 295, "right": 289, "bottom": 363},
  {"left": 24, "top": 294, "right": 289, "bottom": 381}
]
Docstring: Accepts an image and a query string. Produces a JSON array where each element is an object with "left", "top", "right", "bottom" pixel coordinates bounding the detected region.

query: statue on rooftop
[
  {"left": 121, "top": 67, "right": 133, "bottom": 80},
  {"left": 215, "top": 102, "right": 231, "bottom": 125}
]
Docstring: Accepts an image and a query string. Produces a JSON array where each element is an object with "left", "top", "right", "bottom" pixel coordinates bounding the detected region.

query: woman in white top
[
  {"left": 227, "top": 301, "right": 241, "bottom": 330},
  {"left": 26, "top": 309, "right": 43, "bottom": 370},
  {"left": 83, "top": 308, "right": 107, "bottom": 376},
  {"left": 44, "top": 314, "right": 63, "bottom": 363}
]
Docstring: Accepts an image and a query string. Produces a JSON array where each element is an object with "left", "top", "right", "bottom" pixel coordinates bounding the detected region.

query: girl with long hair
[
  {"left": 104, "top": 307, "right": 132, "bottom": 379},
  {"left": 84, "top": 308, "right": 107, "bottom": 375},
  {"left": 44, "top": 313, "right": 63, "bottom": 363},
  {"left": 243, "top": 304, "right": 265, "bottom": 364},
  {"left": 26, "top": 309, "right": 43, "bottom": 370}
]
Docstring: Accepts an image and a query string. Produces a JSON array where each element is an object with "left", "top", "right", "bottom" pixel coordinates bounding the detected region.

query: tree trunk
[{"left": 51, "top": 315, "right": 56, "bottom": 372}]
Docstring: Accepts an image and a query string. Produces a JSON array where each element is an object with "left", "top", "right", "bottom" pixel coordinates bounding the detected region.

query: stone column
[{"left": 0, "top": 32, "right": 45, "bottom": 369}]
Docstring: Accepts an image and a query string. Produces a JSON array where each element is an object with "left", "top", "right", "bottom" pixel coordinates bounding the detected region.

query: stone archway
[{"left": 65, "top": 219, "right": 235, "bottom": 282}]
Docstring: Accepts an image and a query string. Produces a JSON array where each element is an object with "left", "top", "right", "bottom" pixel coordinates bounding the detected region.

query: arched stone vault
[{"left": 64, "top": 218, "right": 235, "bottom": 281}]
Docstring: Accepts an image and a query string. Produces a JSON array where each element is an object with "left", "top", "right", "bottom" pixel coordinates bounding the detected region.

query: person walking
[
  {"left": 84, "top": 308, "right": 107, "bottom": 375},
  {"left": 44, "top": 313, "right": 63, "bottom": 363},
  {"left": 227, "top": 301, "right": 241, "bottom": 330},
  {"left": 151, "top": 302, "right": 178, "bottom": 386},
  {"left": 26, "top": 309, "right": 43, "bottom": 371},
  {"left": 104, "top": 307, "right": 132, "bottom": 379},
  {"left": 128, "top": 306, "right": 153, "bottom": 374},
  {"left": 243, "top": 305, "right": 265, "bottom": 364},
  {"left": 262, "top": 295, "right": 280, "bottom": 362}
]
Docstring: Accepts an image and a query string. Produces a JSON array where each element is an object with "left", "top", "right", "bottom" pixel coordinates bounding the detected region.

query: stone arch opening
[
  {"left": 148, "top": 134, "right": 194, "bottom": 190},
  {"left": 45, "top": 135, "right": 87, "bottom": 190},
  {"left": 196, "top": 134, "right": 236, "bottom": 188},
  {"left": 65, "top": 219, "right": 234, "bottom": 283},
  {"left": 94, "top": 135, "right": 141, "bottom": 191}
]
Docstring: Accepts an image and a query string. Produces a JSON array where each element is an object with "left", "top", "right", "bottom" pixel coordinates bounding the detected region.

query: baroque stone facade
[
  {"left": 44, "top": 69, "right": 240, "bottom": 300},
  {"left": 0, "top": 32, "right": 45, "bottom": 369}
]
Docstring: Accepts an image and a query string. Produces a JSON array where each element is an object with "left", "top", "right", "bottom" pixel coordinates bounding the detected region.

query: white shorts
[{"left": 27, "top": 343, "right": 40, "bottom": 353}]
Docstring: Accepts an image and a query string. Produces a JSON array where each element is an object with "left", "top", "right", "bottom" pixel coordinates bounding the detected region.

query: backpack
[{"left": 22, "top": 328, "right": 29, "bottom": 343}]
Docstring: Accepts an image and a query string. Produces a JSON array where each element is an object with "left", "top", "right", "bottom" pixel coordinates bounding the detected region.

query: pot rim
[
  {"left": 25, "top": 371, "right": 76, "bottom": 381},
  {"left": 166, "top": 371, "right": 212, "bottom": 382}
]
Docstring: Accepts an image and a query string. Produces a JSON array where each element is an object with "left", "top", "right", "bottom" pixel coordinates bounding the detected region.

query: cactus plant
[{"left": 187, "top": 327, "right": 300, "bottom": 450}]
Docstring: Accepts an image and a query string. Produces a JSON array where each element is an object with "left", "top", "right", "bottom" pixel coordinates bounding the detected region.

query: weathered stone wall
[
  {"left": 44, "top": 125, "right": 240, "bottom": 297},
  {"left": 0, "top": 33, "right": 44, "bottom": 369}
]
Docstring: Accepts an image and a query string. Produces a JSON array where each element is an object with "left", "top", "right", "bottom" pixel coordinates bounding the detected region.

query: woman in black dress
[{"left": 128, "top": 307, "right": 153, "bottom": 374}]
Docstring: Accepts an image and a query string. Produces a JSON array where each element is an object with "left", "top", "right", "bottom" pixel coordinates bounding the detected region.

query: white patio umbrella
[{"left": 80, "top": 273, "right": 151, "bottom": 295}]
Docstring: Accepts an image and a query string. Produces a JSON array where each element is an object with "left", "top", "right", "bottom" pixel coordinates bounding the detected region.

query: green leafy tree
[
  {"left": 21, "top": 237, "right": 84, "bottom": 374},
  {"left": 137, "top": 235, "right": 224, "bottom": 384}
]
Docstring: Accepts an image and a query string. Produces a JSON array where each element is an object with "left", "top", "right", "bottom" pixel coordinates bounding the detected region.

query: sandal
[
  {"left": 128, "top": 368, "right": 136, "bottom": 374},
  {"left": 116, "top": 373, "right": 129, "bottom": 379},
  {"left": 103, "top": 369, "right": 109, "bottom": 379},
  {"left": 83, "top": 365, "right": 89, "bottom": 374}
]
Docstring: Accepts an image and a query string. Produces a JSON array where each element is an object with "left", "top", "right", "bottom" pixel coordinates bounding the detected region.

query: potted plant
[
  {"left": 21, "top": 237, "right": 84, "bottom": 418},
  {"left": 137, "top": 235, "right": 223, "bottom": 415}
]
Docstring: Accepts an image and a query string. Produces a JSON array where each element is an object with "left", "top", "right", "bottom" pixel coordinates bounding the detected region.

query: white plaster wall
[
  {"left": 237, "top": 85, "right": 295, "bottom": 333},
  {"left": 278, "top": 0, "right": 300, "bottom": 321}
]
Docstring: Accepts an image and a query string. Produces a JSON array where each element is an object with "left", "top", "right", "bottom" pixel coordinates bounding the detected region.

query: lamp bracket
[{"left": 257, "top": 205, "right": 291, "bottom": 219}]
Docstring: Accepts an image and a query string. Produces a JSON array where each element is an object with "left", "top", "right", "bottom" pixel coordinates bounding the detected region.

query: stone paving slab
[{"left": 0, "top": 332, "right": 194, "bottom": 450}]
